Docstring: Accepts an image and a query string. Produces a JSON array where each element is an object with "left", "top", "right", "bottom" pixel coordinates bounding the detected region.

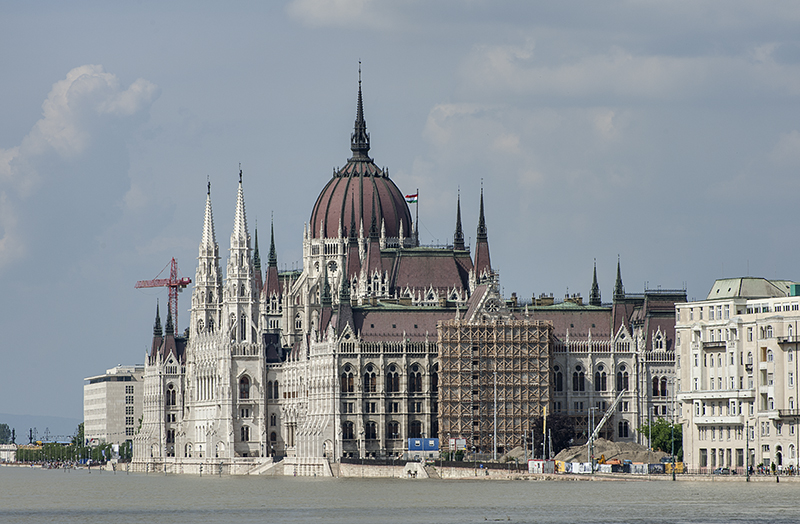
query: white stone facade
[
  {"left": 83, "top": 365, "right": 144, "bottom": 446},
  {"left": 677, "top": 277, "right": 800, "bottom": 472}
]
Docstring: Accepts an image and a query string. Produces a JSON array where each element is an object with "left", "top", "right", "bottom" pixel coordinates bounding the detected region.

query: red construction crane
[{"left": 135, "top": 258, "right": 192, "bottom": 330}]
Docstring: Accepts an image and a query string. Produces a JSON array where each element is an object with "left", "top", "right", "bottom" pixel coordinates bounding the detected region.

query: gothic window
[
  {"left": 197, "top": 319, "right": 204, "bottom": 333},
  {"left": 185, "top": 444, "right": 192, "bottom": 458},
  {"left": 295, "top": 314, "right": 302, "bottom": 330},
  {"left": 273, "top": 380, "right": 279, "bottom": 399},
  {"left": 617, "top": 368, "right": 629, "bottom": 391},
  {"left": 364, "top": 370, "right": 377, "bottom": 393},
  {"left": 208, "top": 318, "right": 214, "bottom": 333},
  {"left": 431, "top": 363, "right": 439, "bottom": 394},
  {"left": 652, "top": 377, "right": 660, "bottom": 397},
  {"left": 409, "top": 420, "right": 423, "bottom": 438},
  {"left": 240, "top": 313, "right": 247, "bottom": 341},
  {"left": 341, "top": 367, "right": 354, "bottom": 393},
  {"left": 660, "top": 377, "right": 668, "bottom": 397},
  {"left": 554, "top": 367, "right": 563, "bottom": 392},
  {"left": 270, "top": 432, "right": 277, "bottom": 443},
  {"left": 342, "top": 421, "right": 355, "bottom": 440},
  {"left": 241, "top": 426, "right": 250, "bottom": 442},
  {"left": 594, "top": 372, "right": 607, "bottom": 392},
  {"left": 238, "top": 376, "right": 250, "bottom": 399},
  {"left": 409, "top": 364, "right": 422, "bottom": 393},
  {"left": 618, "top": 420, "right": 629, "bottom": 438},
  {"left": 386, "top": 366, "right": 399, "bottom": 393},
  {"left": 270, "top": 413, "right": 277, "bottom": 427},
  {"left": 166, "top": 429, "right": 175, "bottom": 443},
  {"left": 387, "top": 421, "right": 400, "bottom": 439},
  {"left": 365, "top": 421, "right": 377, "bottom": 440},
  {"left": 572, "top": 369, "right": 585, "bottom": 392},
  {"left": 166, "top": 383, "right": 176, "bottom": 406},
  {"left": 267, "top": 381, "right": 273, "bottom": 399}
]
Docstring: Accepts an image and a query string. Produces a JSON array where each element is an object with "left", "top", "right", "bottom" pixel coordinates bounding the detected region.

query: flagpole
[{"left": 415, "top": 187, "right": 419, "bottom": 246}]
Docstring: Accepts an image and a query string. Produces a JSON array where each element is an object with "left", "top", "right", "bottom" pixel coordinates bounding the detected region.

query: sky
[{"left": 2, "top": 1, "right": 800, "bottom": 426}]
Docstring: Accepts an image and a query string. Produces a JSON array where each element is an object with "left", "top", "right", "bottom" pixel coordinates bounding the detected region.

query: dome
[{"left": 309, "top": 82, "right": 412, "bottom": 240}]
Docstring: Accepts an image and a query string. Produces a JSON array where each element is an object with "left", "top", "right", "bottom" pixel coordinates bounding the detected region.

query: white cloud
[
  {"left": 286, "top": 0, "right": 394, "bottom": 28},
  {"left": 461, "top": 42, "right": 800, "bottom": 101},
  {"left": 0, "top": 65, "right": 158, "bottom": 270}
]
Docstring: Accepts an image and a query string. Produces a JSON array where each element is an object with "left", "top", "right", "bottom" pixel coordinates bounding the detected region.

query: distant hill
[{"left": 0, "top": 413, "right": 81, "bottom": 443}]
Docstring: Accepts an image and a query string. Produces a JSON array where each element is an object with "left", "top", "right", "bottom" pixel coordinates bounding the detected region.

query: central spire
[{"left": 349, "top": 62, "right": 371, "bottom": 162}]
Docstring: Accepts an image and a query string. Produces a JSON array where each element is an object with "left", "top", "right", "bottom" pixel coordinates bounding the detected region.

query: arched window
[
  {"left": 660, "top": 377, "right": 668, "bottom": 397},
  {"left": 270, "top": 431, "right": 277, "bottom": 443},
  {"left": 166, "top": 383, "right": 176, "bottom": 406},
  {"left": 185, "top": 443, "right": 192, "bottom": 458},
  {"left": 197, "top": 319, "right": 204, "bottom": 333},
  {"left": 387, "top": 421, "right": 400, "bottom": 439},
  {"left": 365, "top": 421, "right": 377, "bottom": 440},
  {"left": 270, "top": 413, "right": 277, "bottom": 427},
  {"left": 239, "top": 376, "right": 250, "bottom": 399},
  {"left": 409, "top": 420, "right": 423, "bottom": 438},
  {"left": 295, "top": 313, "right": 302, "bottom": 331},
  {"left": 241, "top": 425, "right": 250, "bottom": 442},
  {"left": 386, "top": 365, "right": 399, "bottom": 393},
  {"left": 342, "top": 421, "right": 355, "bottom": 440},
  {"left": 572, "top": 369, "right": 585, "bottom": 392},
  {"left": 364, "top": 366, "right": 377, "bottom": 393},
  {"left": 267, "top": 381, "right": 273, "bottom": 399},
  {"left": 341, "top": 368, "right": 354, "bottom": 393},
  {"left": 409, "top": 364, "right": 422, "bottom": 393},
  {"left": 767, "top": 325, "right": 773, "bottom": 338},
  {"left": 768, "top": 349, "right": 774, "bottom": 362},
  {"left": 595, "top": 371, "right": 607, "bottom": 392},
  {"left": 240, "top": 313, "right": 247, "bottom": 341},
  {"left": 554, "top": 368, "right": 563, "bottom": 392},
  {"left": 432, "top": 363, "right": 439, "bottom": 394},
  {"left": 652, "top": 377, "right": 660, "bottom": 397},
  {"left": 748, "top": 352, "right": 753, "bottom": 365},
  {"left": 617, "top": 369, "right": 629, "bottom": 391},
  {"left": 207, "top": 318, "right": 214, "bottom": 333},
  {"left": 618, "top": 420, "right": 629, "bottom": 438}
]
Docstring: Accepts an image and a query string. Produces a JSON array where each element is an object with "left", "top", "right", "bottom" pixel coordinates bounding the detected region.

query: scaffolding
[{"left": 438, "top": 318, "right": 553, "bottom": 455}]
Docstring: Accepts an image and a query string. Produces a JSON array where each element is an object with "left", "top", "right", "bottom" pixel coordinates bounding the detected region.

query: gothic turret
[
  {"left": 253, "top": 228, "right": 263, "bottom": 296},
  {"left": 349, "top": 65, "right": 371, "bottom": 162},
  {"left": 150, "top": 302, "right": 163, "bottom": 359},
  {"left": 613, "top": 256, "right": 625, "bottom": 302},
  {"left": 191, "top": 181, "right": 223, "bottom": 337},
  {"left": 473, "top": 188, "right": 492, "bottom": 281},
  {"left": 590, "top": 260, "right": 602, "bottom": 307},
  {"left": 453, "top": 191, "right": 465, "bottom": 251}
]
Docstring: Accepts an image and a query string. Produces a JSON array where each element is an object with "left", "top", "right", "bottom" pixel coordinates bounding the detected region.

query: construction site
[{"left": 437, "top": 318, "right": 553, "bottom": 455}]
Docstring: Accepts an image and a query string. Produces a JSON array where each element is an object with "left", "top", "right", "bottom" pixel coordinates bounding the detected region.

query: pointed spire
[
  {"left": 253, "top": 228, "right": 262, "bottom": 273},
  {"left": 321, "top": 261, "right": 332, "bottom": 307},
  {"left": 369, "top": 191, "right": 379, "bottom": 241},
  {"left": 349, "top": 62, "right": 371, "bottom": 162},
  {"left": 339, "top": 264, "right": 351, "bottom": 303},
  {"left": 348, "top": 200, "right": 358, "bottom": 246},
  {"left": 268, "top": 218, "right": 278, "bottom": 268},
  {"left": 477, "top": 186, "right": 488, "bottom": 242},
  {"left": 590, "top": 259, "right": 602, "bottom": 307},
  {"left": 201, "top": 181, "right": 217, "bottom": 248},
  {"left": 453, "top": 190, "right": 465, "bottom": 250},
  {"left": 231, "top": 167, "right": 249, "bottom": 246},
  {"left": 165, "top": 305, "right": 174, "bottom": 336},
  {"left": 153, "top": 301, "right": 163, "bottom": 338},
  {"left": 614, "top": 255, "right": 625, "bottom": 302}
]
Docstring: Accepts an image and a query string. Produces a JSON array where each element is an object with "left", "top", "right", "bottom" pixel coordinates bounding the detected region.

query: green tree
[
  {"left": 639, "top": 417, "right": 682, "bottom": 459},
  {"left": 0, "top": 423, "right": 11, "bottom": 444}
]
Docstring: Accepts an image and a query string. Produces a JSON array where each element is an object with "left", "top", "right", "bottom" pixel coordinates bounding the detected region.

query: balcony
[
  {"left": 778, "top": 336, "right": 800, "bottom": 345},
  {"left": 703, "top": 341, "right": 726, "bottom": 349},
  {"left": 695, "top": 415, "right": 744, "bottom": 425},
  {"left": 777, "top": 409, "right": 800, "bottom": 418}
]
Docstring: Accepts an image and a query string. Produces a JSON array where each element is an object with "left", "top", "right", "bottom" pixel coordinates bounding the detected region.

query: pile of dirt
[{"left": 553, "top": 438, "right": 668, "bottom": 464}]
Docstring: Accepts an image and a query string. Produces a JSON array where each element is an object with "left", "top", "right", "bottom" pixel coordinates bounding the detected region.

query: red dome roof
[
  {"left": 309, "top": 80, "right": 412, "bottom": 240},
  {"left": 310, "top": 161, "right": 412, "bottom": 240}
]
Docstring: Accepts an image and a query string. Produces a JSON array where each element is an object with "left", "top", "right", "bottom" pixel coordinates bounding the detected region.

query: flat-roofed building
[
  {"left": 84, "top": 365, "right": 144, "bottom": 446},
  {"left": 677, "top": 277, "right": 800, "bottom": 473}
]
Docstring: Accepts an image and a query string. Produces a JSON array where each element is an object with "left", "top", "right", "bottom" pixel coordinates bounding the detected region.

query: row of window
[
  {"left": 553, "top": 369, "right": 629, "bottom": 392},
  {"left": 341, "top": 420, "right": 423, "bottom": 440}
]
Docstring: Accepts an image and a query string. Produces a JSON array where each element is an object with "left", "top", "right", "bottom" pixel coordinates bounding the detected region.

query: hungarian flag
[{"left": 405, "top": 193, "right": 418, "bottom": 203}]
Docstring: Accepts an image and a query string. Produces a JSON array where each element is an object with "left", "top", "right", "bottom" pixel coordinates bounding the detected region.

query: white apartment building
[
  {"left": 84, "top": 365, "right": 144, "bottom": 446},
  {"left": 676, "top": 277, "right": 800, "bottom": 472}
]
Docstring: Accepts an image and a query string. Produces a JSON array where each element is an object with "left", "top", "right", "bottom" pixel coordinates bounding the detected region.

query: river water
[{"left": 1, "top": 466, "right": 798, "bottom": 524}]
